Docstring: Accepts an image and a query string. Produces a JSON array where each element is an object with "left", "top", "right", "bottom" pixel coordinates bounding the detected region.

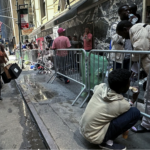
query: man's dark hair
[
  {"left": 67, "top": 36, "right": 72, "bottom": 41},
  {"left": 130, "top": 4, "right": 137, "bottom": 14},
  {"left": 46, "top": 36, "right": 52, "bottom": 40},
  {"left": 118, "top": 5, "right": 129, "bottom": 14},
  {"left": 108, "top": 69, "right": 131, "bottom": 93},
  {"left": 28, "top": 43, "right": 33, "bottom": 49},
  {"left": 73, "top": 35, "right": 77, "bottom": 38},
  {"left": 85, "top": 26, "right": 90, "bottom": 29},
  {"left": 116, "top": 20, "right": 132, "bottom": 32}
]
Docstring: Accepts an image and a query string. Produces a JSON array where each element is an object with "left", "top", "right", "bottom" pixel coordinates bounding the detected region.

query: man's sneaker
[
  {"left": 65, "top": 80, "right": 70, "bottom": 84},
  {"left": 99, "top": 142, "right": 126, "bottom": 150}
]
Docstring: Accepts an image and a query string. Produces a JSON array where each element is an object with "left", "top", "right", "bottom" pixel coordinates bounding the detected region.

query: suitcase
[
  {"left": 2, "top": 72, "right": 11, "bottom": 83},
  {"left": 9, "top": 63, "right": 22, "bottom": 79}
]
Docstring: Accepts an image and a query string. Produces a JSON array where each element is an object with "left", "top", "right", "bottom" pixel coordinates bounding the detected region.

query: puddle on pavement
[
  {"left": 34, "top": 91, "right": 55, "bottom": 101},
  {"left": 19, "top": 73, "right": 57, "bottom": 102}
]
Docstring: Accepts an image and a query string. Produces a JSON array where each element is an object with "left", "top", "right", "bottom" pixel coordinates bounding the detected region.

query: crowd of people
[
  {"left": 79, "top": 3, "right": 150, "bottom": 150},
  {"left": 21, "top": 40, "right": 38, "bottom": 50},
  {"left": 0, "top": 3, "right": 150, "bottom": 149}
]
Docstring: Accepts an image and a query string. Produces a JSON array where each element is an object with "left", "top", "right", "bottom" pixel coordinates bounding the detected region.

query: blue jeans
[
  {"left": 103, "top": 107, "right": 140, "bottom": 142},
  {"left": 113, "top": 59, "right": 130, "bottom": 70}
]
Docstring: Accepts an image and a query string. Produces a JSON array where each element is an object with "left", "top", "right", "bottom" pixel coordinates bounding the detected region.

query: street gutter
[{"left": 15, "top": 79, "right": 59, "bottom": 150}]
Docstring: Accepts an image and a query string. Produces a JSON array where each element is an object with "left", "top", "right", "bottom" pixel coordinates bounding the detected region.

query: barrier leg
[
  {"left": 47, "top": 74, "right": 55, "bottom": 83},
  {"left": 80, "top": 93, "right": 90, "bottom": 108},
  {"left": 72, "top": 86, "right": 86, "bottom": 106},
  {"left": 47, "top": 52, "right": 57, "bottom": 84},
  {"left": 51, "top": 75, "right": 57, "bottom": 84}
]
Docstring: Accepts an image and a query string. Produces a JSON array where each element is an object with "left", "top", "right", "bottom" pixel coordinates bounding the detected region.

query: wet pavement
[
  {"left": 0, "top": 80, "right": 46, "bottom": 149},
  {"left": 0, "top": 55, "right": 46, "bottom": 149},
  {"left": 16, "top": 67, "right": 150, "bottom": 150}
]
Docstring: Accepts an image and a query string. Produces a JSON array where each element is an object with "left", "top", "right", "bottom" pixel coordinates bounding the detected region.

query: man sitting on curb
[{"left": 79, "top": 69, "right": 140, "bottom": 150}]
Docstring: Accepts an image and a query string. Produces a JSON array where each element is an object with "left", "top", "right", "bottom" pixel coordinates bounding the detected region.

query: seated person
[{"left": 79, "top": 69, "right": 140, "bottom": 150}]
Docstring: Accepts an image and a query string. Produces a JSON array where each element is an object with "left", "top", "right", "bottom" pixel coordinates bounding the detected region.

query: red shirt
[
  {"left": 52, "top": 36, "right": 71, "bottom": 56},
  {"left": 84, "top": 33, "right": 92, "bottom": 50}
]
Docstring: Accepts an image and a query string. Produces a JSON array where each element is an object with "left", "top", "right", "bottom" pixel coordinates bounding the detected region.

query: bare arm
[
  {"left": 84, "top": 33, "right": 92, "bottom": 42},
  {"left": 4, "top": 52, "right": 9, "bottom": 61}
]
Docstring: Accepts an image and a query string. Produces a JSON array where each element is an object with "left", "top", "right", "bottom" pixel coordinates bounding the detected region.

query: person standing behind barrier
[
  {"left": 129, "top": 4, "right": 141, "bottom": 23},
  {"left": 110, "top": 5, "right": 139, "bottom": 70},
  {"left": 52, "top": 28, "right": 71, "bottom": 84},
  {"left": 46, "top": 36, "right": 53, "bottom": 50},
  {"left": 117, "top": 21, "right": 150, "bottom": 133},
  {"left": 25, "top": 40, "right": 29, "bottom": 48},
  {"left": 22, "top": 42, "right": 27, "bottom": 49},
  {"left": 33, "top": 41, "right": 38, "bottom": 49},
  {"left": 28, "top": 42, "right": 33, "bottom": 50},
  {"left": 79, "top": 69, "right": 140, "bottom": 150},
  {"left": 83, "top": 27, "right": 92, "bottom": 52},
  {"left": 71, "top": 36, "right": 80, "bottom": 70}
]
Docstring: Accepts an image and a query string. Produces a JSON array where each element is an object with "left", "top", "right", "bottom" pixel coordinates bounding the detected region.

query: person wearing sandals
[
  {"left": 117, "top": 21, "right": 150, "bottom": 133},
  {"left": 79, "top": 69, "right": 140, "bottom": 150}
]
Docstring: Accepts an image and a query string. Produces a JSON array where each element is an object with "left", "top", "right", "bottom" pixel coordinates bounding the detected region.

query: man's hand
[{"left": 132, "top": 87, "right": 139, "bottom": 103}]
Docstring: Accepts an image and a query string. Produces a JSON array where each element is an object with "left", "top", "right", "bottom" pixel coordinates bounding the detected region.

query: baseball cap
[{"left": 58, "top": 28, "right": 66, "bottom": 34}]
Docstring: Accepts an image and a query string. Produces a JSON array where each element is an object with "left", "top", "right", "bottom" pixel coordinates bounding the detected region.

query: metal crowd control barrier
[
  {"left": 15, "top": 49, "right": 39, "bottom": 63},
  {"left": 83, "top": 49, "right": 150, "bottom": 119},
  {"left": 47, "top": 49, "right": 90, "bottom": 106}
]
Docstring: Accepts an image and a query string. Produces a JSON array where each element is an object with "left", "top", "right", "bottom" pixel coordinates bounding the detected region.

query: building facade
[
  {"left": 0, "top": 0, "right": 13, "bottom": 43},
  {"left": 10, "top": 0, "right": 149, "bottom": 50}
]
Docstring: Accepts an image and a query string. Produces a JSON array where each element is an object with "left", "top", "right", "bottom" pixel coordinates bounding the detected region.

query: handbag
[{"left": 8, "top": 63, "right": 22, "bottom": 79}]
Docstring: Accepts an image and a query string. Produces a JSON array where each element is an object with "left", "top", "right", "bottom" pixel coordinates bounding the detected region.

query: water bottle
[{"left": 128, "top": 14, "right": 138, "bottom": 25}]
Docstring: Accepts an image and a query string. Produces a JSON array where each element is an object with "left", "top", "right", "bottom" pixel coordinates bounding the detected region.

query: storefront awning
[
  {"left": 45, "top": 0, "right": 87, "bottom": 30},
  {"left": 29, "top": 0, "right": 87, "bottom": 38}
]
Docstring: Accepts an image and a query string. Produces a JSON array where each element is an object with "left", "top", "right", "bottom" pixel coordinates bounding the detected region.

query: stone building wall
[{"left": 59, "top": 0, "right": 143, "bottom": 49}]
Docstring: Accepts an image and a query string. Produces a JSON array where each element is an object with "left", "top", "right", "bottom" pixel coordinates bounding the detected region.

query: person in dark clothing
[
  {"left": 129, "top": 4, "right": 141, "bottom": 23},
  {"left": 33, "top": 41, "right": 38, "bottom": 49},
  {"left": 46, "top": 36, "right": 53, "bottom": 50},
  {"left": 28, "top": 43, "right": 33, "bottom": 49},
  {"left": 111, "top": 4, "right": 140, "bottom": 70}
]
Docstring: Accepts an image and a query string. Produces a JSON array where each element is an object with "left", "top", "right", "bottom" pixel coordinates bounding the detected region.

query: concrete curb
[{"left": 15, "top": 79, "right": 59, "bottom": 150}]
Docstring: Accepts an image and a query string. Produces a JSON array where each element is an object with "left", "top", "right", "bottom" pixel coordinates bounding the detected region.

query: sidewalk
[
  {"left": 16, "top": 69, "right": 150, "bottom": 149},
  {"left": 0, "top": 80, "right": 46, "bottom": 149}
]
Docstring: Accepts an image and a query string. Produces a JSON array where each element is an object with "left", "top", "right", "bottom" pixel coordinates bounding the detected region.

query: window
[
  {"left": 24, "top": 0, "right": 31, "bottom": 8},
  {"left": 41, "top": 0, "right": 46, "bottom": 18}
]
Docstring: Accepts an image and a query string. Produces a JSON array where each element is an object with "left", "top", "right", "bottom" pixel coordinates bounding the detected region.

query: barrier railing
[
  {"left": 16, "top": 49, "right": 39, "bottom": 63},
  {"left": 84, "top": 49, "right": 150, "bottom": 119},
  {"left": 15, "top": 48, "right": 150, "bottom": 120},
  {"left": 15, "top": 49, "right": 53, "bottom": 71},
  {"left": 47, "top": 49, "right": 90, "bottom": 106}
]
